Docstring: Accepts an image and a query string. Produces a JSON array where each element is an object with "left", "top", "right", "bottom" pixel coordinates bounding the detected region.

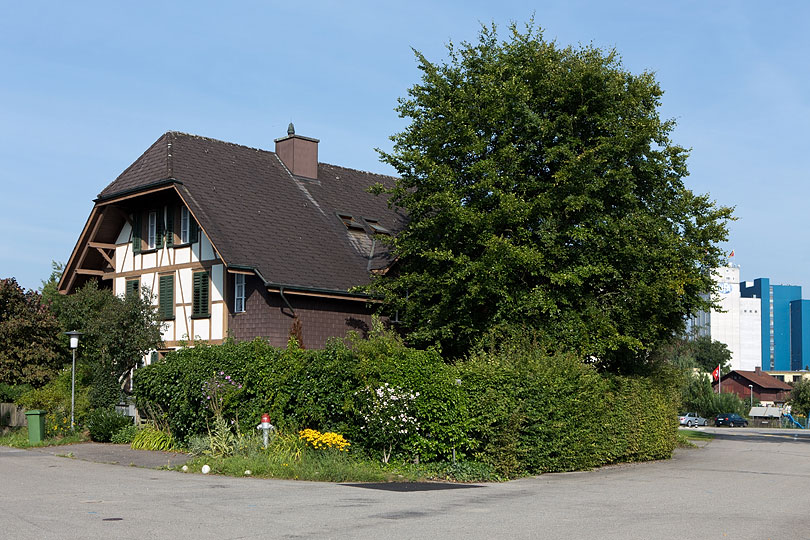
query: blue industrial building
[
  {"left": 740, "top": 278, "right": 807, "bottom": 371},
  {"left": 790, "top": 300, "right": 810, "bottom": 371}
]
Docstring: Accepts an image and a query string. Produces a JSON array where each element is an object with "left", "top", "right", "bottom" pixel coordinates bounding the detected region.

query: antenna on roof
[{"left": 287, "top": 122, "right": 295, "bottom": 136}]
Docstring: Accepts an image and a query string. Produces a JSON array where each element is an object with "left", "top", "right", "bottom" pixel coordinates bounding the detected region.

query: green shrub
[
  {"left": 457, "top": 343, "right": 679, "bottom": 476},
  {"left": 187, "top": 434, "right": 211, "bottom": 456},
  {"left": 110, "top": 424, "right": 139, "bottom": 444},
  {"left": 131, "top": 424, "right": 176, "bottom": 451},
  {"left": 16, "top": 369, "right": 91, "bottom": 428},
  {"left": 681, "top": 374, "right": 749, "bottom": 418},
  {"left": 87, "top": 407, "right": 132, "bottom": 442},
  {"left": 134, "top": 328, "right": 467, "bottom": 462},
  {"left": 0, "top": 383, "right": 32, "bottom": 403},
  {"left": 134, "top": 327, "right": 679, "bottom": 476}
]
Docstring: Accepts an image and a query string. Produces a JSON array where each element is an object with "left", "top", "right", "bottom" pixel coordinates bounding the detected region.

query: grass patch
[
  {"left": 677, "top": 428, "right": 714, "bottom": 448},
  {"left": 678, "top": 429, "right": 714, "bottom": 441},
  {"left": 0, "top": 427, "right": 89, "bottom": 448},
  {"left": 181, "top": 453, "right": 500, "bottom": 483},
  {"left": 179, "top": 430, "right": 500, "bottom": 483}
]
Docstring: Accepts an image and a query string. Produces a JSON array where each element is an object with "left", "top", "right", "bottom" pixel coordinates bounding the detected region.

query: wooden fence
[{"left": 0, "top": 403, "right": 27, "bottom": 428}]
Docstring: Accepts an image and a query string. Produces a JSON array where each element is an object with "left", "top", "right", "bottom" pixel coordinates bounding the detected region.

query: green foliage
[
  {"left": 788, "top": 378, "right": 810, "bottom": 417},
  {"left": 16, "top": 368, "right": 91, "bottom": 428},
  {"left": 457, "top": 341, "right": 679, "bottom": 476},
  {"left": 187, "top": 434, "right": 211, "bottom": 457},
  {"left": 206, "top": 415, "right": 238, "bottom": 458},
  {"left": 368, "top": 22, "right": 733, "bottom": 368},
  {"left": 87, "top": 407, "right": 133, "bottom": 442},
  {"left": 692, "top": 335, "right": 732, "bottom": 373},
  {"left": 135, "top": 326, "right": 678, "bottom": 476},
  {"left": 51, "top": 280, "right": 163, "bottom": 382},
  {"left": 0, "top": 278, "right": 64, "bottom": 386},
  {"left": 88, "top": 365, "right": 123, "bottom": 409},
  {"left": 131, "top": 424, "right": 176, "bottom": 451},
  {"left": 0, "top": 426, "right": 88, "bottom": 448},
  {"left": 134, "top": 326, "right": 466, "bottom": 462},
  {"left": 110, "top": 424, "right": 139, "bottom": 444},
  {"left": 0, "top": 382, "right": 32, "bottom": 402},
  {"left": 680, "top": 373, "right": 748, "bottom": 418}
]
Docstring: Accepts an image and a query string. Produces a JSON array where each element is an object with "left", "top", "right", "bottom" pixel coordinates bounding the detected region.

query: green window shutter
[
  {"left": 125, "top": 279, "right": 140, "bottom": 298},
  {"left": 132, "top": 214, "right": 142, "bottom": 255},
  {"left": 189, "top": 218, "right": 199, "bottom": 244},
  {"left": 193, "top": 271, "right": 209, "bottom": 317},
  {"left": 156, "top": 209, "right": 165, "bottom": 249},
  {"left": 159, "top": 274, "right": 174, "bottom": 320},
  {"left": 165, "top": 207, "right": 175, "bottom": 248}
]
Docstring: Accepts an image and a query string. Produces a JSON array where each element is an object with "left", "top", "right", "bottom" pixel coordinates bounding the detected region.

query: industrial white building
[{"left": 693, "top": 264, "right": 762, "bottom": 371}]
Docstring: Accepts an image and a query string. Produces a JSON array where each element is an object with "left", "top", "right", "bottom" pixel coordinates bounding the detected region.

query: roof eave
[{"left": 95, "top": 178, "right": 182, "bottom": 203}]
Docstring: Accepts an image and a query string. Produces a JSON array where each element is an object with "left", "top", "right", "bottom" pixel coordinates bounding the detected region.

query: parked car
[
  {"left": 714, "top": 413, "right": 748, "bottom": 427},
  {"left": 679, "top": 412, "right": 709, "bottom": 427}
]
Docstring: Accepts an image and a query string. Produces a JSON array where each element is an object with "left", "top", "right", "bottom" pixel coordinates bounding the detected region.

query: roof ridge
[
  {"left": 165, "top": 131, "right": 398, "bottom": 179},
  {"left": 319, "top": 161, "right": 398, "bottom": 180},
  {"left": 165, "top": 131, "right": 276, "bottom": 155}
]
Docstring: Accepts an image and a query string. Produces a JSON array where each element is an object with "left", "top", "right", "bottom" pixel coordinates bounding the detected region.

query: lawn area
[
  {"left": 677, "top": 428, "right": 714, "bottom": 448},
  {"left": 0, "top": 427, "right": 88, "bottom": 448},
  {"left": 180, "top": 452, "right": 499, "bottom": 483}
]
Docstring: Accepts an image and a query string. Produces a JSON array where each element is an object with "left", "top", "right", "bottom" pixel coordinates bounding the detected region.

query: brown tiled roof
[
  {"left": 98, "top": 132, "right": 405, "bottom": 293},
  {"left": 720, "top": 370, "right": 793, "bottom": 390}
]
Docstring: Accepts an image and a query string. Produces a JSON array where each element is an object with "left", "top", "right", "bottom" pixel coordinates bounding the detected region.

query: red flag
[{"left": 712, "top": 365, "right": 720, "bottom": 382}]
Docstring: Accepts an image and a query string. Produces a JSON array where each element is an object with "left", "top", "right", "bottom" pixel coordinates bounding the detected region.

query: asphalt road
[{"left": 2, "top": 428, "right": 809, "bottom": 540}]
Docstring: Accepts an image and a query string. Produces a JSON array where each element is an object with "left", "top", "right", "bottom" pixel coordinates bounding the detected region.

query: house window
[
  {"left": 192, "top": 271, "right": 210, "bottom": 318},
  {"left": 180, "top": 207, "right": 190, "bottom": 244},
  {"left": 158, "top": 274, "right": 175, "bottom": 320},
  {"left": 164, "top": 207, "right": 174, "bottom": 248},
  {"left": 363, "top": 218, "right": 390, "bottom": 235},
  {"left": 337, "top": 213, "right": 365, "bottom": 230},
  {"left": 234, "top": 274, "right": 245, "bottom": 313},
  {"left": 125, "top": 278, "right": 140, "bottom": 298},
  {"left": 147, "top": 211, "right": 157, "bottom": 249}
]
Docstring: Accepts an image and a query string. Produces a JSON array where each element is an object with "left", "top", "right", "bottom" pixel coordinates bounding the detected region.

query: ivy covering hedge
[{"left": 133, "top": 328, "right": 679, "bottom": 476}]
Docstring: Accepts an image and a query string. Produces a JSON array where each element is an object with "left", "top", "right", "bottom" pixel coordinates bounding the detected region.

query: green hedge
[
  {"left": 457, "top": 346, "right": 679, "bottom": 476},
  {"left": 133, "top": 333, "right": 465, "bottom": 461},
  {"left": 134, "top": 330, "right": 679, "bottom": 475}
]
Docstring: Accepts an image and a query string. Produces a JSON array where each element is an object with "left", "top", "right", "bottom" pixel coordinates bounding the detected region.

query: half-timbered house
[{"left": 59, "top": 126, "right": 404, "bottom": 357}]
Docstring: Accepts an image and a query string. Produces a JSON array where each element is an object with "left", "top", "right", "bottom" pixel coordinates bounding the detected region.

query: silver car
[{"left": 679, "top": 412, "right": 709, "bottom": 427}]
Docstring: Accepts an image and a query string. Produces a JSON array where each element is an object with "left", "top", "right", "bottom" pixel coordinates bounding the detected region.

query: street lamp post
[
  {"left": 749, "top": 384, "right": 754, "bottom": 409},
  {"left": 65, "top": 331, "right": 83, "bottom": 431}
]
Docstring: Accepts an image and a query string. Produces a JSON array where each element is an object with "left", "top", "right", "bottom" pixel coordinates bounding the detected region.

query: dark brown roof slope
[
  {"left": 723, "top": 370, "right": 793, "bottom": 390},
  {"left": 98, "top": 132, "right": 405, "bottom": 293}
]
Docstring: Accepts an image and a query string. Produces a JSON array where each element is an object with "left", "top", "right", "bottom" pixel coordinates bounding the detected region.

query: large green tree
[
  {"left": 51, "top": 280, "right": 164, "bottom": 407},
  {"left": 370, "top": 23, "right": 733, "bottom": 370},
  {"left": 692, "top": 335, "right": 731, "bottom": 374},
  {"left": 0, "top": 278, "right": 64, "bottom": 386}
]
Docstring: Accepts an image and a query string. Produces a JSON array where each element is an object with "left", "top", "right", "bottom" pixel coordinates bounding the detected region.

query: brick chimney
[{"left": 274, "top": 123, "right": 319, "bottom": 179}]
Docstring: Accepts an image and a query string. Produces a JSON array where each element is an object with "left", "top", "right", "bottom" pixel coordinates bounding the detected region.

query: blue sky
[{"left": 2, "top": 1, "right": 808, "bottom": 292}]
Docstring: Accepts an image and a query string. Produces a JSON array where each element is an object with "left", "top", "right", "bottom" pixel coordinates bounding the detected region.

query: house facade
[
  {"left": 713, "top": 367, "right": 793, "bottom": 406},
  {"left": 59, "top": 126, "right": 404, "bottom": 355}
]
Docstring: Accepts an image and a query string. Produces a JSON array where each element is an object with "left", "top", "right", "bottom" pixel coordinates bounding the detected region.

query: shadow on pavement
[{"left": 341, "top": 482, "right": 484, "bottom": 492}]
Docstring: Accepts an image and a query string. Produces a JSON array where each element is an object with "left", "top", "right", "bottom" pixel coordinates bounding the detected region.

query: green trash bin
[{"left": 25, "top": 410, "right": 46, "bottom": 444}]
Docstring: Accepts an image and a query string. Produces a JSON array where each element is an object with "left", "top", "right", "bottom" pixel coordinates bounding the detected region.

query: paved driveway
[{"left": 2, "top": 428, "right": 809, "bottom": 540}]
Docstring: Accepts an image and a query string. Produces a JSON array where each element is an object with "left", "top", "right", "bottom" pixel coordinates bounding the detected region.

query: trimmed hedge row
[{"left": 133, "top": 331, "right": 679, "bottom": 475}]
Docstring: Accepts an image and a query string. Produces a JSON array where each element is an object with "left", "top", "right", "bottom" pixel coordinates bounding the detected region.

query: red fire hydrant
[{"left": 257, "top": 413, "right": 275, "bottom": 448}]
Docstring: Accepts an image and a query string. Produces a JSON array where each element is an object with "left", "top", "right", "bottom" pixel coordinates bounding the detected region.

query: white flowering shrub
[{"left": 358, "top": 383, "right": 420, "bottom": 463}]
